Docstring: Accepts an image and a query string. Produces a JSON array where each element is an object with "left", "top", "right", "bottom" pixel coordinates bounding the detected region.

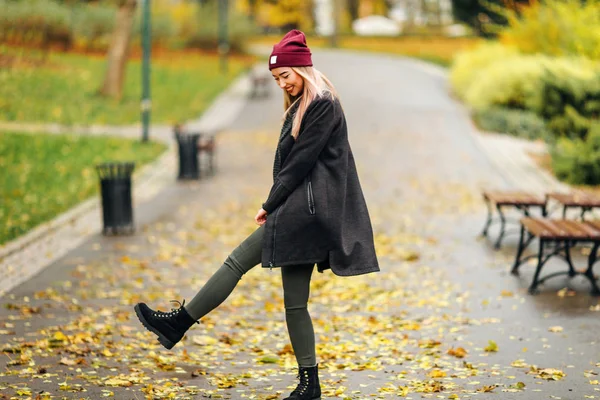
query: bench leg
[
  {"left": 585, "top": 242, "right": 600, "bottom": 296},
  {"left": 494, "top": 204, "right": 507, "bottom": 250},
  {"left": 564, "top": 241, "right": 576, "bottom": 278},
  {"left": 528, "top": 239, "right": 547, "bottom": 295},
  {"left": 511, "top": 224, "right": 527, "bottom": 275},
  {"left": 481, "top": 198, "right": 493, "bottom": 237}
]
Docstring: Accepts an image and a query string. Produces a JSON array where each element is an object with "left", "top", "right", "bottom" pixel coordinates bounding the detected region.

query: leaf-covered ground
[{"left": 2, "top": 50, "right": 600, "bottom": 399}]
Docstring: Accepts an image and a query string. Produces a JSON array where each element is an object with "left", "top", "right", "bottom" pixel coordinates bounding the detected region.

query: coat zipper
[
  {"left": 269, "top": 206, "right": 281, "bottom": 269},
  {"left": 307, "top": 180, "right": 316, "bottom": 215}
]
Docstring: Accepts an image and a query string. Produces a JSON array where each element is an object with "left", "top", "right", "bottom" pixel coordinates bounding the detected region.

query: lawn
[
  {"left": 0, "top": 46, "right": 256, "bottom": 125},
  {"left": 250, "top": 35, "right": 481, "bottom": 67},
  {"left": 0, "top": 132, "right": 167, "bottom": 245}
]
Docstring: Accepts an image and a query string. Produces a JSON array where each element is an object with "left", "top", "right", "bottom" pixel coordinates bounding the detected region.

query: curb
[{"left": 0, "top": 68, "right": 254, "bottom": 298}]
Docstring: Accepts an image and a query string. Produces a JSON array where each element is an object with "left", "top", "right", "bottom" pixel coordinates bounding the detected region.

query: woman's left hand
[{"left": 255, "top": 208, "right": 267, "bottom": 226}]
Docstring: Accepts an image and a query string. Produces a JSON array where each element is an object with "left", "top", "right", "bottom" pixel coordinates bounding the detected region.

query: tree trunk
[
  {"left": 99, "top": 0, "right": 137, "bottom": 99},
  {"left": 347, "top": 0, "right": 359, "bottom": 20}
]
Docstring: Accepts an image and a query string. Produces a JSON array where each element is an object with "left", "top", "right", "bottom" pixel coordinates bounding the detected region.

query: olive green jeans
[{"left": 184, "top": 225, "right": 316, "bottom": 367}]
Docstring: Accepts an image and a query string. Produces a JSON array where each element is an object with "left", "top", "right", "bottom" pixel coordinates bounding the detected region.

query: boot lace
[
  {"left": 292, "top": 369, "right": 310, "bottom": 395},
  {"left": 152, "top": 300, "right": 186, "bottom": 318}
]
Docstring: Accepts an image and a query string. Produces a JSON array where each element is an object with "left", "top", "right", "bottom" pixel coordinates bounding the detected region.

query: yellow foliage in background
[
  {"left": 450, "top": 42, "right": 519, "bottom": 100},
  {"left": 499, "top": 0, "right": 600, "bottom": 59},
  {"left": 164, "top": 1, "right": 199, "bottom": 39},
  {"left": 462, "top": 55, "right": 597, "bottom": 111},
  {"left": 237, "top": 0, "right": 313, "bottom": 31}
]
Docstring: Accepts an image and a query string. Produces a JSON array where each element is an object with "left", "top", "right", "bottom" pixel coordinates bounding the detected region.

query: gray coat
[{"left": 261, "top": 94, "right": 380, "bottom": 277}]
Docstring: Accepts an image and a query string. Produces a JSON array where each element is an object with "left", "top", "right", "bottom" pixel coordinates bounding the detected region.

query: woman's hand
[{"left": 255, "top": 208, "right": 268, "bottom": 226}]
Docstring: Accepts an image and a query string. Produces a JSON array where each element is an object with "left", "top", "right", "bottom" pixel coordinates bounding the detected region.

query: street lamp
[
  {"left": 141, "top": 0, "right": 151, "bottom": 142},
  {"left": 218, "top": 0, "right": 229, "bottom": 74}
]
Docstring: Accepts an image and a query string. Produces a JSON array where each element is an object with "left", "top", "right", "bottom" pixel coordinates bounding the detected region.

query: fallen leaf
[
  {"left": 484, "top": 340, "right": 498, "bottom": 352},
  {"left": 447, "top": 347, "right": 467, "bottom": 358}
]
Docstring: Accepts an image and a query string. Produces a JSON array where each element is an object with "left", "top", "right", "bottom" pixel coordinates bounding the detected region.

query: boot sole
[{"left": 134, "top": 304, "right": 176, "bottom": 350}]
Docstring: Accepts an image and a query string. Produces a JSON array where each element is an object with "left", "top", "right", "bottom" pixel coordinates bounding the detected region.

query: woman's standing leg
[
  {"left": 134, "top": 226, "right": 264, "bottom": 349},
  {"left": 281, "top": 264, "right": 321, "bottom": 400}
]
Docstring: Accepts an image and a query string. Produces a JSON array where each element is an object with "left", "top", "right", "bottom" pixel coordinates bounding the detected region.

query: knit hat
[{"left": 268, "top": 29, "right": 313, "bottom": 70}]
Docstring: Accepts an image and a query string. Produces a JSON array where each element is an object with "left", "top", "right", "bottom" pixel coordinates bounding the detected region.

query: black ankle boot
[
  {"left": 134, "top": 300, "right": 198, "bottom": 350},
  {"left": 284, "top": 365, "right": 321, "bottom": 400}
]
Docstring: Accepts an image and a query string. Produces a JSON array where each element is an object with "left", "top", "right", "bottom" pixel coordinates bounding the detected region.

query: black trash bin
[
  {"left": 96, "top": 162, "right": 135, "bottom": 235},
  {"left": 175, "top": 130, "right": 201, "bottom": 180}
]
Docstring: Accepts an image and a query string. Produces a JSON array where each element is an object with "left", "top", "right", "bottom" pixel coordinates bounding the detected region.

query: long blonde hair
[{"left": 283, "top": 67, "right": 337, "bottom": 139}]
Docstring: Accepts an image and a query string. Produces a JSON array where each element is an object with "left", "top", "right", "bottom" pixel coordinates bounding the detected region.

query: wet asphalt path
[{"left": 1, "top": 49, "right": 599, "bottom": 399}]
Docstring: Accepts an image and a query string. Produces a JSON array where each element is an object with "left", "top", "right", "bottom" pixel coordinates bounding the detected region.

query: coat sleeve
[{"left": 262, "top": 97, "right": 337, "bottom": 214}]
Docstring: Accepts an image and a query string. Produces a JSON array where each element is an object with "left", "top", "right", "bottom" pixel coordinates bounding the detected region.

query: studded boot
[
  {"left": 134, "top": 300, "right": 198, "bottom": 350},
  {"left": 284, "top": 365, "right": 321, "bottom": 400}
]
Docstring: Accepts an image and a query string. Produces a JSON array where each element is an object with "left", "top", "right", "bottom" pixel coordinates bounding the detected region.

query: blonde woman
[{"left": 134, "top": 30, "right": 379, "bottom": 400}]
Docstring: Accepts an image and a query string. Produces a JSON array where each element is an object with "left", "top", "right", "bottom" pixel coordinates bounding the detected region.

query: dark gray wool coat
[{"left": 261, "top": 93, "right": 380, "bottom": 277}]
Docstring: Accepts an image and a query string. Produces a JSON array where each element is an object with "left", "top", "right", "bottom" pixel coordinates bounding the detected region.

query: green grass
[
  {"left": 0, "top": 46, "right": 256, "bottom": 125},
  {"left": 0, "top": 131, "right": 167, "bottom": 245}
]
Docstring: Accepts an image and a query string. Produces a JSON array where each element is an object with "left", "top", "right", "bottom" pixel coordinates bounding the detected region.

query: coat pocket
[{"left": 307, "top": 179, "right": 316, "bottom": 215}]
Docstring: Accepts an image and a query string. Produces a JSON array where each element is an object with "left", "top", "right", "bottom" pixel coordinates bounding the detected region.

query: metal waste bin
[
  {"left": 175, "top": 130, "right": 201, "bottom": 180},
  {"left": 96, "top": 162, "right": 135, "bottom": 235}
]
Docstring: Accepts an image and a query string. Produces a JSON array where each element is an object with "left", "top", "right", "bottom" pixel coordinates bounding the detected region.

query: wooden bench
[
  {"left": 547, "top": 191, "right": 600, "bottom": 220},
  {"left": 481, "top": 191, "right": 547, "bottom": 249},
  {"left": 511, "top": 218, "right": 600, "bottom": 295}
]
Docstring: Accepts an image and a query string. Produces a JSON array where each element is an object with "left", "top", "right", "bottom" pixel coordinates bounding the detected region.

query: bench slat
[
  {"left": 484, "top": 191, "right": 546, "bottom": 207},
  {"left": 548, "top": 191, "right": 600, "bottom": 207},
  {"left": 521, "top": 218, "right": 600, "bottom": 239}
]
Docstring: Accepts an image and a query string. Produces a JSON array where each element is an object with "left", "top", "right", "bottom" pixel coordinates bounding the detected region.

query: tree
[
  {"left": 451, "top": 0, "right": 532, "bottom": 36},
  {"left": 348, "top": 0, "right": 359, "bottom": 20},
  {"left": 99, "top": 0, "right": 137, "bottom": 99}
]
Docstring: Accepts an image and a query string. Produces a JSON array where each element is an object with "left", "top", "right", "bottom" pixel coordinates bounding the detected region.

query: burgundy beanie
[{"left": 268, "top": 29, "right": 313, "bottom": 70}]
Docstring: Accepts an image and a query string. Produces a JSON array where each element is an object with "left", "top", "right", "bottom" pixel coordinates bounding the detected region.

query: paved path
[{"left": 1, "top": 50, "right": 599, "bottom": 399}]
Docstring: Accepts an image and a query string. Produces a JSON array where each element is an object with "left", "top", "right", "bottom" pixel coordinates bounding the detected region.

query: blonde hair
[{"left": 283, "top": 67, "right": 337, "bottom": 139}]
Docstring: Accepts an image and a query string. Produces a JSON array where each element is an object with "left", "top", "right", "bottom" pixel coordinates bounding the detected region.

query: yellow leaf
[
  {"left": 429, "top": 369, "right": 446, "bottom": 378},
  {"left": 536, "top": 368, "right": 566, "bottom": 380},
  {"left": 192, "top": 335, "right": 218, "bottom": 346},
  {"left": 548, "top": 326, "right": 563, "bottom": 333},
  {"left": 447, "top": 347, "right": 468, "bottom": 358},
  {"left": 60, "top": 357, "right": 77, "bottom": 366},
  {"left": 105, "top": 378, "right": 133, "bottom": 387},
  {"left": 484, "top": 340, "right": 498, "bottom": 352},
  {"left": 477, "top": 385, "right": 496, "bottom": 392},
  {"left": 258, "top": 355, "right": 279, "bottom": 364}
]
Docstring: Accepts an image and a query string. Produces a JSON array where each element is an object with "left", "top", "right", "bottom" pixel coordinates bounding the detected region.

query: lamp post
[
  {"left": 141, "top": 0, "right": 151, "bottom": 142},
  {"left": 329, "top": 0, "right": 338, "bottom": 48},
  {"left": 218, "top": 0, "right": 229, "bottom": 74}
]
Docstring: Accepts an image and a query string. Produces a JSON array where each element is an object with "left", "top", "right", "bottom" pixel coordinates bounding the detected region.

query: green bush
[
  {"left": 0, "top": 0, "right": 256, "bottom": 54},
  {"left": 550, "top": 123, "right": 600, "bottom": 185},
  {"left": 473, "top": 107, "right": 548, "bottom": 140},
  {"left": 0, "top": 0, "right": 72, "bottom": 47},
  {"left": 71, "top": 4, "right": 115, "bottom": 52},
  {"left": 536, "top": 69, "right": 600, "bottom": 140},
  {"left": 184, "top": 3, "right": 258, "bottom": 54}
]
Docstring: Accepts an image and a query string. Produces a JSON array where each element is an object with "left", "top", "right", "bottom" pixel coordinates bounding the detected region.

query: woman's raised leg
[{"left": 134, "top": 225, "right": 264, "bottom": 349}]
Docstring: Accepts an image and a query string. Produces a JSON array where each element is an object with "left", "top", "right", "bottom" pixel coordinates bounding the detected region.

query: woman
[{"left": 134, "top": 30, "right": 379, "bottom": 400}]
